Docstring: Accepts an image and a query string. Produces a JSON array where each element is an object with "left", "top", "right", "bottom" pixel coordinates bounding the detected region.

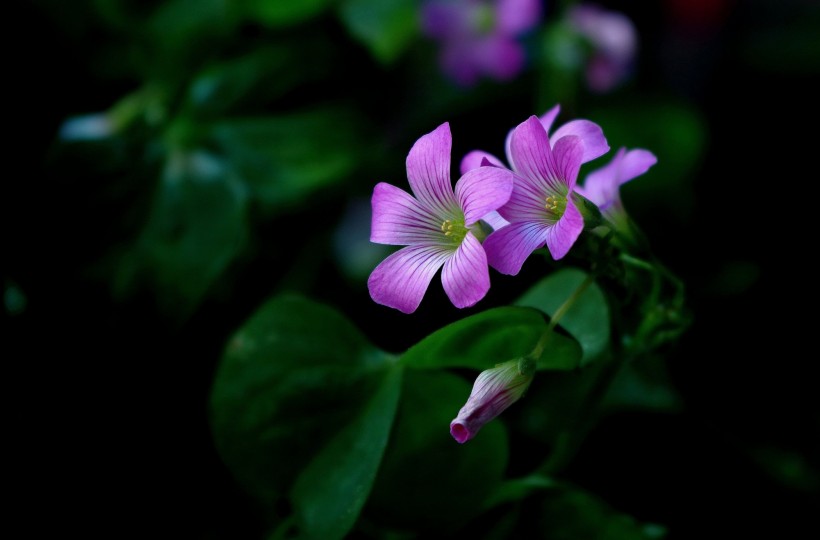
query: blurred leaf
[
  {"left": 186, "top": 45, "right": 329, "bottom": 118},
  {"left": 210, "top": 295, "right": 394, "bottom": 510},
  {"left": 118, "top": 150, "right": 248, "bottom": 319},
  {"left": 516, "top": 268, "right": 610, "bottom": 363},
  {"left": 509, "top": 482, "right": 665, "bottom": 539},
  {"left": 145, "top": 0, "right": 239, "bottom": 73},
  {"left": 245, "top": 0, "right": 335, "bottom": 27},
  {"left": 536, "top": 21, "right": 583, "bottom": 111},
  {"left": 400, "top": 307, "right": 582, "bottom": 372},
  {"left": 338, "top": 0, "right": 419, "bottom": 64},
  {"left": 364, "top": 370, "right": 509, "bottom": 534},
  {"left": 291, "top": 366, "right": 402, "bottom": 540},
  {"left": 211, "top": 108, "right": 364, "bottom": 213},
  {"left": 602, "top": 353, "right": 682, "bottom": 413}
]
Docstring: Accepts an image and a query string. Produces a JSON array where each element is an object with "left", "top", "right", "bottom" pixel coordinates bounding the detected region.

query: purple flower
[
  {"left": 368, "top": 123, "right": 514, "bottom": 314},
  {"left": 421, "top": 0, "right": 542, "bottom": 87},
  {"left": 450, "top": 358, "right": 534, "bottom": 443},
  {"left": 461, "top": 106, "right": 608, "bottom": 274},
  {"left": 576, "top": 147, "right": 657, "bottom": 228},
  {"left": 460, "top": 104, "right": 609, "bottom": 176},
  {"left": 568, "top": 3, "right": 637, "bottom": 93}
]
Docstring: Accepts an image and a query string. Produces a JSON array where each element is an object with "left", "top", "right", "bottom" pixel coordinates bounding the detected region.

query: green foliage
[
  {"left": 117, "top": 150, "right": 248, "bottom": 319},
  {"left": 210, "top": 295, "right": 396, "bottom": 528},
  {"left": 291, "top": 366, "right": 403, "bottom": 540},
  {"left": 338, "top": 0, "right": 420, "bottom": 63},
  {"left": 400, "top": 306, "right": 582, "bottom": 371},
  {"left": 244, "top": 0, "right": 336, "bottom": 27},
  {"left": 516, "top": 268, "right": 610, "bottom": 363},
  {"left": 364, "top": 370, "right": 509, "bottom": 534},
  {"left": 210, "top": 108, "right": 365, "bottom": 213}
]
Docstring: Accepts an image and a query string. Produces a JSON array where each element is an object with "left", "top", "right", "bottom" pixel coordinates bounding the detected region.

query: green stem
[{"left": 526, "top": 272, "right": 594, "bottom": 363}]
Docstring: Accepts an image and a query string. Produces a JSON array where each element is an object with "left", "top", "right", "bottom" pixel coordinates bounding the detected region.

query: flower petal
[
  {"left": 368, "top": 245, "right": 451, "bottom": 314},
  {"left": 406, "top": 122, "right": 458, "bottom": 216},
  {"left": 617, "top": 148, "right": 658, "bottom": 184},
  {"left": 544, "top": 198, "right": 584, "bottom": 260},
  {"left": 441, "top": 233, "right": 490, "bottom": 309},
  {"left": 455, "top": 165, "right": 514, "bottom": 226},
  {"left": 508, "top": 115, "right": 558, "bottom": 189},
  {"left": 370, "top": 182, "right": 442, "bottom": 245},
  {"left": 497, "top": 172, "right": 549, "bottom": 222},
  {"left": 496, "top": 0, "right": 542, "bottom": 34},
  {"left": 538, "top": 104, "right": 561, "bottom": 134},
  {"left": 550, "top": 119, "right": 609, "bottom": 163},
  {"left": 460, "top": 150, "right": 505, "bottom": 174},
  {"left": 473, "top": 35, "right": 526, "bottom": 81},
  {"left": 479, "top": 210, "right": 510, "bottom": 231},
  {"left": 483, "top": 221, "right": 549, "bottom": 275},
  {"left": 550, "top": 135, "right": 585, "bottom": 191}
]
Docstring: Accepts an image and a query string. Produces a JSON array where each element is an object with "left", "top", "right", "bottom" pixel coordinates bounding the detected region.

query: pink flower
[
  {"left": 568, "top": 3, "right": 637, "bottom": 93},
  {"left": 421, "top": 0, "right": 542, "bottom": 86},
  {"left": 576, "top": 147, "right": 657, "bottom": 228},
  {"left": 450, "top": 358, "right": 535, "bottom": 443},
  {"left": 368, "top": 123, "right": 514, "bottom": 313}
]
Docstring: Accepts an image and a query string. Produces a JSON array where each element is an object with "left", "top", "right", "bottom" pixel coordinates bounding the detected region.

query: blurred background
[{"left": 7, "top": 0, "right": 819, "bottom": 537}]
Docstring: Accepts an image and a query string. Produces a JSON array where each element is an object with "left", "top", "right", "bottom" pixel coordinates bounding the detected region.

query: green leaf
[
  {"left": 364, "top": 370, "right": 509, "bottom": 534},
  {"left": 496, "top": 481, "right": 665, "bottom": 539},
  {"left": 291, "top": 365, "right": 403, "bottom": 540},
  {"left": 210, "top": 108, "right": 364, "bottom": 213},
  {"left": 119, "top": 150, "right": 248, "bottom": 320},
  {"left": 516, "top": 268, "right": 610, "bottom": 363},
  {"left": 210, "top": 295, "right": 394, "bottom": 510},
  {"left": 338, "top": 0, "right": 419, "bottom": 64},
  {"left": 245, "top": 0, "right": 335, "bottom": 27},
  {"left": 479, "top": 477, "right": 666, "bottom": 540},
  {"left": 400, "top": 307, "right": 582, "bottom": 372}
]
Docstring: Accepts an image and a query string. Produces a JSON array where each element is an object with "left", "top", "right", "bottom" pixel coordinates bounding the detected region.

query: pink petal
[
  {"left": 538, "top": 104, "right": 561, "bottom": 134},
  {"left": 479, "top": 210, "right": 510, "bottom": 231},
  {"left": 455, "top": 166, "right": 513, "bottom": 226},
  {"left": 544, "top": 199, "right": 584, "bottom": 260},
  {"left": 368, "top": 245, "right": 452, "bottom": 314},
  {"left": 441, "top": 233, "right": 490, "bottom": 309},
  {"left": 497, "top": 172, "right": 549, "bottom": 223},
  {"left": 483, "top": 221, "right": 549, "bottom": 275},
  {"left": 617, "top": 148, "right": 658, "bottom": 184},
  {"left": 473, "top": 35, "right": 526, "bottom": 81},
  {"left": 549, "top": 135, "right": 585, "bottom": 191},
  {"left": 406, "top": 122, "right": 459, "bottom": 215},
  {"left": 496, "top": 0, "right": 543, "bottom": 34},
  {"left": 550, "top": 120, "right": 610, "bottom": 163},
  {"left": 508, "top": 116, "right": 557, "bottom": 190},
  {"left": 460, "top": 150, "right": 505, "bottom": 175},
  {"left": 370, "top": 182, "right": 442, "bottom": 245}
]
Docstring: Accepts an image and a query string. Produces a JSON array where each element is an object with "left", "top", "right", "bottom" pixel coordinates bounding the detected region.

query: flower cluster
[{"left": 368, "top": 105, "right": 656, "bottom": 441}]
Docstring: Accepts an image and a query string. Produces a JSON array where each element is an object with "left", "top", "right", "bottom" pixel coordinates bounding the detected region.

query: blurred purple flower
[
  {"left": 421, "top": 0, "right": 542, "bottom": 86},
  {"left": 368, "top": 123, "right": 513, "bottom": 314},
  {"left": 450, "top": 358, "right": 534, "bottom": 443},
  {"left": 568, "top": 3, "right": 637, "bottom": 93},
  {"left": 576, "top": 147, "right": 657, "bottom": 228}
]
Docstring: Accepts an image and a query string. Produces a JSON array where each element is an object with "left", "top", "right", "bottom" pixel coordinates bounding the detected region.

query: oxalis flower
[
  {"left": 476, "top": 110, "right": 608, "bottom": 274},
  {"left": 421, "top": 0, "right": 542, "bottom": 87},
  {"left": 576, "top": 146, "right": 657, "bottom": 228},
  {"left": 368, "top": 123, "right": 514, "bottom": 314},
  {"left": 450, "top": 357, "right": 535, "bottom": 444}
]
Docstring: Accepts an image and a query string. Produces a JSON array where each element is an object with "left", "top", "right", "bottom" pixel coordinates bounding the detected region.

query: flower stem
[{"left": 526, "top": 272, "right": 595, "bottom": 363}]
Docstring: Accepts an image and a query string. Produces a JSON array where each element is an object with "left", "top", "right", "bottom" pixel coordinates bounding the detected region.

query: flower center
[
  {"left": 545, "top": 194, "right": 567, "bottom": 217},
  {"left": 473, "top": 4, "right": 495, "bottom": 35},
  {"left": 441, "top": 219, "right": 469, "bottom": 244}
]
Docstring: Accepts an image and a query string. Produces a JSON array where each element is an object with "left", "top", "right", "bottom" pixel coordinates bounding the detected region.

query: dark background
[{"left": 7, "top": 0, "right": 819, "bottom": 537}]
